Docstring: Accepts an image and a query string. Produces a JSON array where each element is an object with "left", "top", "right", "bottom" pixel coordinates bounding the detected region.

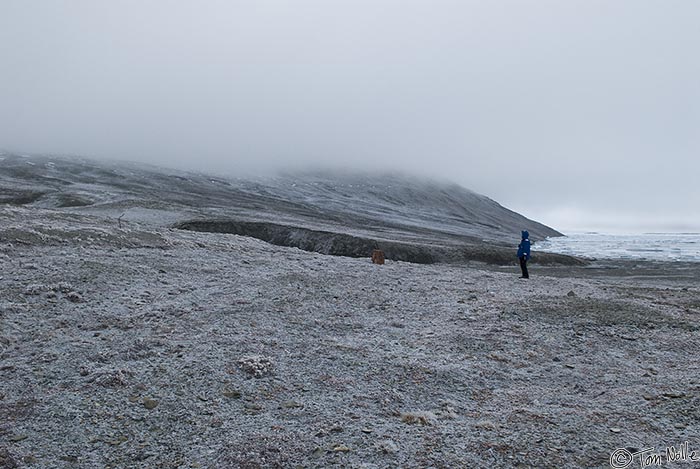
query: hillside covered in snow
[{"left": 0, "top": 152, "right": 573, "bottom": 265}]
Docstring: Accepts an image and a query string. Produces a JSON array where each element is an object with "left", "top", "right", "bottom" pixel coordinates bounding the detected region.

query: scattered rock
[
  {"left": 310, "top": 446, "right": 323, "bottom": 457},
  {"left": 238, "top": 355, "right": 274, "bottom": 378},
  {"left": 222, "top": 389, "right": 242, "bottom": 399},
  {"left": 8, "top": 435, "right": 28, "bottom": 442},
  {"left": 23, "top": 284, "right": 44, "bottom": 296},
  {"left": 438, "top": 406, "right": 458, "bottom": 420},
  {"left": 51, "top": 282, "right": 75, "bottom": 293},
  {"left": 94, "top": 369, "right": 131, "bottom": 387},
  {"left": 332, "top": 445, "right": 351, "bottom": 453},
  {"left": 106, "top": 435, "right": 128, "bottom": 446},
  {"left": 400, "top": 411, "right": 437, "bottom": 426},
  {"left": 66, "top": 291, "right": 84, "bottom": 303},
  {"left": 377, "top": 440, "right": 399, "bottom": 454},
  {"left": 662, "top": 391, "right": 685, "bottom": 399},
  {"left": 282, "top": 400, "right": 303, "bottom": 409},
  {"left": 244, "top": 403, "right": 263, "bottom": 414},
  {"left": 488, "top": 352, "right": 509, "bottom": 362},
  {"left": 329, "top": 425, "right": 344, "bottom": 433},
  {"left": 474, "top": 420, "right": 497, "bottom": 430},
  {"left": 610, "top": 427, "right": 621, "bottom": 433},
  {"left": 210, "top": 418, "right": 224, "bottom": 428},
  {"left": 567, "top": 290, "right": 576, "bottom": 297},
  {"left": 143, "top": 398, "right": 159, "bottom": 410}
]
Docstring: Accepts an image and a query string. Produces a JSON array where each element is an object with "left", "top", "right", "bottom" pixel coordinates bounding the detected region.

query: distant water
[{"left": 534, "top": 232, "right": 700, "bottom": 262}]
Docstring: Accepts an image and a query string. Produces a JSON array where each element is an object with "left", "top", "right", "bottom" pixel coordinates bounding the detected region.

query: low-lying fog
[{"left": 1, "top": 1, "right": 698, "bottom": 232}]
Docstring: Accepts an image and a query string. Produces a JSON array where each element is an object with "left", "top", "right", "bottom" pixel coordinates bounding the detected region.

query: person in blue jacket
[{"left": 517, "top": 230, "right": 531, "bottom": 278}]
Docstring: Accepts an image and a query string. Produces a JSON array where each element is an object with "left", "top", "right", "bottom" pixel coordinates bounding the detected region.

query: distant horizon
[
  {"left": 515, "top": 207, "right": 700, "bottom": 237},
  {"left": 546, "top": 228, "right": 700, "bottom": 237}
]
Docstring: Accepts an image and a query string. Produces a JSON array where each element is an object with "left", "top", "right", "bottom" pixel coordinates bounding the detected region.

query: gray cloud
[{"left": 1, "top": 0, "right": 698, "bottom": 232}]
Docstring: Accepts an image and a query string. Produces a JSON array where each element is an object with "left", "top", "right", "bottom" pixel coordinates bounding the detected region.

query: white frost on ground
[{"left": 0, "top": 207, "right": 699, "bottom": 468}]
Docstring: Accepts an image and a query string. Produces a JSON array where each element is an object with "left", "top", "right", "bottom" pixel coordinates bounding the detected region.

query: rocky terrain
[
  {"left": 1, "top": 154, "right": 698, "bottom": 468},
  {"left": 0, "top": 205, "right": 699, "bottom": 468}
]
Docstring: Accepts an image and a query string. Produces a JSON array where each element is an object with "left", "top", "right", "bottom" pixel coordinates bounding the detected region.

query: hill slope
[{"left": 0, "top": 152, "right": 573, "bottom": 264}]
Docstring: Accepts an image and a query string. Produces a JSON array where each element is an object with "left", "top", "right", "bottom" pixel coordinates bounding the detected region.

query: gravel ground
[{"left": 1, "top": 207, "right": 699, "bottom": 468}]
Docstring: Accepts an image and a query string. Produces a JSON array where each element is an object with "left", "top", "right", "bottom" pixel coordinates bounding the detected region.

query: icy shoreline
[
  {"left": 1, "top": 209, "right": 699, "bottom": 468},
  {"left": 535, "top": 232, "right": 700, "bottom": 263}
]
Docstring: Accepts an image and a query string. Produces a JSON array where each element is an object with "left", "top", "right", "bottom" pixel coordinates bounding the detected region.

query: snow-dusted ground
[{"left": 1, "top": 207, "right": 699, "bottom": 468}]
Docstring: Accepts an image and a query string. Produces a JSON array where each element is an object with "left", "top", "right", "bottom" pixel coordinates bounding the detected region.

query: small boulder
[
  {"left": 400, "top": 411, "right": 437, "bottom": 426},
  {"left": 238, "top": 355, "right": 274, "bottom": 378},
  {"left": 142, "top": 398, "right": 159, "bottom": 410},
  {"left": 66, "top": 291, "right": 84, "bottom": 303}
]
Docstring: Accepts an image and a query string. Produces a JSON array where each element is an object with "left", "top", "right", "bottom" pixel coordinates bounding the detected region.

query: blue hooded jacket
[{"left": 517, "top": 230, "right": 531, "bottom": 260}]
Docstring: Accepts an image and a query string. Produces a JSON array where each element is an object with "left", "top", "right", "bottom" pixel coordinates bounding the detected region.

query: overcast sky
[{"left": 1, "top": 1, "right": 698, "bottom": 232}]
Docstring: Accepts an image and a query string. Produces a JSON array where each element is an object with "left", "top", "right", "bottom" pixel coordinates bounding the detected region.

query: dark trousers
[{"left": 519, "top": 256, "right": 529, "bottom": 278}]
